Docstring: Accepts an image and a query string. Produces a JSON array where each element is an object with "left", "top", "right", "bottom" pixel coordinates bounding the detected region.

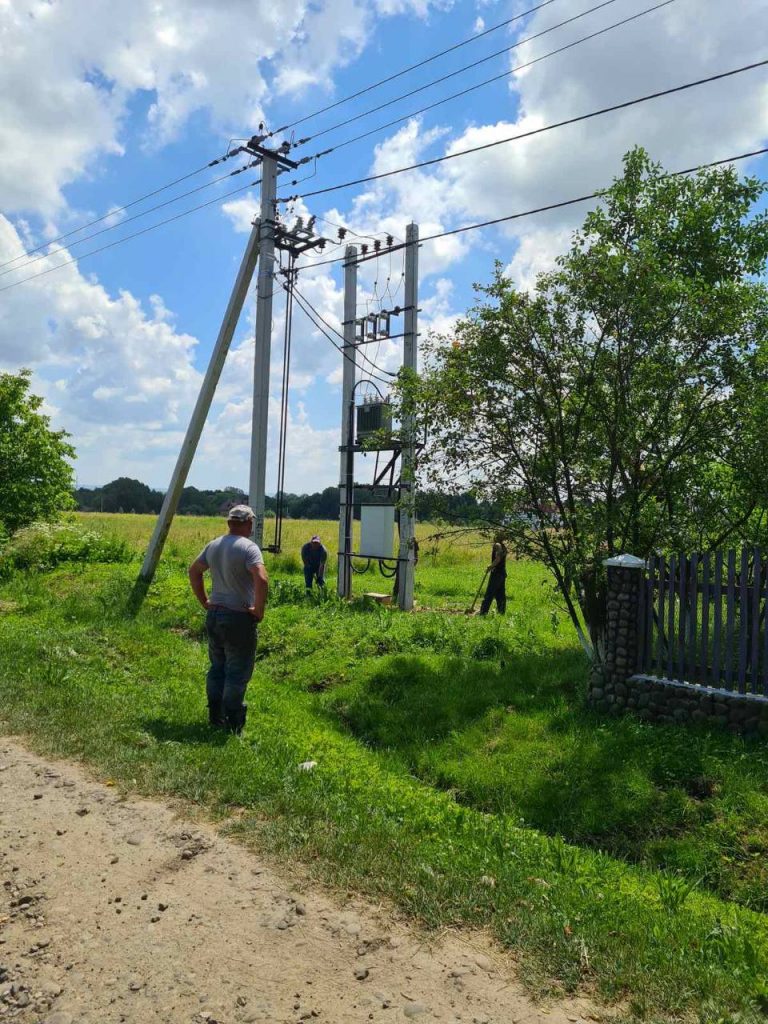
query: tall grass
[{"left": 1, "top": 516, "right": 768, "bottom": 1020}]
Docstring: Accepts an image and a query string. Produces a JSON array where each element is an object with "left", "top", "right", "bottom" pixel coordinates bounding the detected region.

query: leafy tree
[
  {"left": 0, "top": 369, "right": 76, "bottom": 534},
  {"left": 405, "top": 149, "right": 768, "bottom": 655},
  {"left": 100, "top": 477, "right": 163, "bottom": 514}
]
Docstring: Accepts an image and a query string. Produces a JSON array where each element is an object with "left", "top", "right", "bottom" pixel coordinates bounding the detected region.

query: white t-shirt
[{"left": 198, "top": 534, "right": 264, "bottom": 611}]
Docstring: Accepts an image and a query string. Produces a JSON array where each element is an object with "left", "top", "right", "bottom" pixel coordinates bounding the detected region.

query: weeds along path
[{"left": 0, "top": 737, "right": 595, "bottom": 1024}]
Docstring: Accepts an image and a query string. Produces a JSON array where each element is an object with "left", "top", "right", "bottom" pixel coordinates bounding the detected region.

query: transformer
[{"left": 356, "top": 397, "right": 392, "bottom": 443}]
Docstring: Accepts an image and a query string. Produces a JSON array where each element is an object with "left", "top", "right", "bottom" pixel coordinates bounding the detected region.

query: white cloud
[
  {"left": 0, "top": 0, "right": 455, "bottom": 219},
  {"left": 0, "top": 212, "right": 351, "bottom": 491},
  {"left": 324, "top": 0, "right": 768, "bottom": 291}
]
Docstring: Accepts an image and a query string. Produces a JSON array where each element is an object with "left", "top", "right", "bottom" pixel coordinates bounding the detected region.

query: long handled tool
[{"left": 466, "top": 568, "right": 489, "bottom": 615}]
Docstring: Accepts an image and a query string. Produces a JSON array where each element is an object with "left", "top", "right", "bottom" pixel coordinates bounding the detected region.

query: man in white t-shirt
[{"left": 188, "top": 505, "right": 268, "bottom": 734}]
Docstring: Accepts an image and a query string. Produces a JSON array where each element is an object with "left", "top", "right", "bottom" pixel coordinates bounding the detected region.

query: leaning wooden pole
[{"left": 129, "top": 219, "right": 261, "bottom": 611}]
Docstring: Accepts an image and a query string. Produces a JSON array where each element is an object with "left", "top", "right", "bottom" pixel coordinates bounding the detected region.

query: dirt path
[{"left": 0, "top": 738, "right": 597, "bottom": 1024}]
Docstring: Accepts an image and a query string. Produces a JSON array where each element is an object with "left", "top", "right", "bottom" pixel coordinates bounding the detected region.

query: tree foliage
[
  {"left": 406, "top": 149, "right": 768, "bottom": 653},
  {"left": 0, "top": 370, "right": 76, "bottom": 535}
]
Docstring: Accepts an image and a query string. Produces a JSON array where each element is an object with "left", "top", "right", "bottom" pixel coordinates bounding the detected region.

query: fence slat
[
  {"left": 738, "top": 547, "right": 750, "bottom": 695},
  {"left": 713, "top": 550, "right": 723, "bottom": 687},
  {"left": 666, "top": 554, "right": 676, "bottom": 680},
  {"left": 636, "top": 556, "right": 647, "bottom": 673},
  {"left": 688, "top": 552, "right": 699, "bottom": 683},
  {"left": 657, "top": 555, "right": 666, "bottom": 677},
  {"left": 751, "top": 547, "right": 761, "bottom": 695},
  {"left": 725, "top": 549, "right": 736, "bottom": 692},
  {"left": 645, "top": 554, "right": 656, "bottom": 673},
  {"left": 700, "top": 552, "right": 710, "bottom": 685},
  {"left": 763, "top": 551, "right": 768, "bottom": 696},
  {"left": 677, "top": 553, "right": 688, "bottom": 681}
]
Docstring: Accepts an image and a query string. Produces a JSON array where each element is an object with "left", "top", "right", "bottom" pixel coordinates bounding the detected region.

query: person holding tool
[
  {"left": 479, "top": 532, "right": 508, "bottom": 615},
  {"left": 301, "top": 534, "right": 328, "bottom": 590},
  {"left": 188, "top": 505, "right": 268, "bottom": 734}
]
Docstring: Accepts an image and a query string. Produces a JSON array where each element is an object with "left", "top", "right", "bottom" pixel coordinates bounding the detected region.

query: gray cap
[{"left": 227, "top": 504, "right": 255, "bottom": 522}]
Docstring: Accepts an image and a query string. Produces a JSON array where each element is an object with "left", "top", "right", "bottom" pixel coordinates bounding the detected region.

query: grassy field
[{"left": 1, "top": 513, "right": 768, "bottom": 1021}]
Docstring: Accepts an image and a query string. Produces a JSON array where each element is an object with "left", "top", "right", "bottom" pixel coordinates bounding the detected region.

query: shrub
[{"left": 0, "top": 521, "right": 132, "bottom": 579}]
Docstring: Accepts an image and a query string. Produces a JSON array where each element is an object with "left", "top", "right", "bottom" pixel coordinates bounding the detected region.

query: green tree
[
  {"left": 406, "top": 149, "right": 768, "bottom": 655},
  {"left": 0, "top": 369, "right": 76, "bottom": 534}
]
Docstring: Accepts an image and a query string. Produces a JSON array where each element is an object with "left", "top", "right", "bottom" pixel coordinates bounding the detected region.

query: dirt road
[{"left": 0, "top": 738, "right": 596, "bottom": 1024}]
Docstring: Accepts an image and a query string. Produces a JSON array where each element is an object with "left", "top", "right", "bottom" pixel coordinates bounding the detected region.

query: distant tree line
[{"left": 73, "top": 477, "right": 492, "bottom": 522}]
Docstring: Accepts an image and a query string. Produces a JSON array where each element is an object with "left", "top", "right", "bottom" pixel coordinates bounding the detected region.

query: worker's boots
[
  {"left": 224, "top": 704, "right": 247, "bottom": 736},
  {"left": 208, "top": 700, "right": 226, "bottom": 729}
]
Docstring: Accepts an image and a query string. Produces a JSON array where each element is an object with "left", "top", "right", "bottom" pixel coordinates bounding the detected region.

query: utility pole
[
  {"left": 337, "top": 244, "right": 358, "bottom": 598},
  {"left": 244, "top": 137, "right": 300, "bottom": 546},
  {"left": 397, "top": 222, "right": 419, "bottom": 611},
  {"left": 248, "top": 153, "right": 278, "bottom": 548},
  {"left": 132, "top": 217, "right": 262, "bottom": 603}
]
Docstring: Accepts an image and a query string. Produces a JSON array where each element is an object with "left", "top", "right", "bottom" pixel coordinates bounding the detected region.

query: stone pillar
[{"left": 588, "top": 554, "right": 645, "bottom": 714}]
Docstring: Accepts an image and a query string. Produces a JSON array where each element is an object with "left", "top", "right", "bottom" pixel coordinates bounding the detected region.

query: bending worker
[
  {"left": 479, "top": 532, "right": 507, "bottom": 615},
  {"left": 301, "top": 534, "right": 328, "bottom": 590},
  {"left": 188, "top": 505, "right": 268, "bottom": 734}
]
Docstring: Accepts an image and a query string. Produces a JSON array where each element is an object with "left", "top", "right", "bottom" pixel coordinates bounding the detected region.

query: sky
[{"left": 0, "top": 0, "right": 767, "bottom": 494}]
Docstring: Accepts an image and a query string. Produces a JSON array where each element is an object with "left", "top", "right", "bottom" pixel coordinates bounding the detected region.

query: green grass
[{"left": 1, "top": 516, "right": 768, "bottom": 1021}]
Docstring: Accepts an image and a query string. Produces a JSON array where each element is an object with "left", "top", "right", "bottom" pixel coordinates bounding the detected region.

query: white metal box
[{"left": 359, "top": 505, "right": 395, "bottom": 559}]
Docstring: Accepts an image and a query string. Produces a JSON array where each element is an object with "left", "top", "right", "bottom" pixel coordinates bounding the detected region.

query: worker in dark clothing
[
  {"left": 479, "top": 533, "right": 507, "bottom": 615},
  {"left": 301, "top": 535, "right": 328, "bottom": 589}
]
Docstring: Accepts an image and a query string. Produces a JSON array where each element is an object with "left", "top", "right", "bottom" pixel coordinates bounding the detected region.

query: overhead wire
[
  {"left": 0, "top": 175, "right": 263, "bottom": 295},
  {"left": 271, "top": 0, "right": 562, "bottom": 136},
  {"left": 293, "top": 281, "right": 395, "bottom": 378},
  {"left": 312, "top": 212, "right": 400, "bottom": 245},
  {"left": 293, "top": 146, "right": 768, "bottom": 272},
  {"left": 3, "top": 141, "right": 765, "bottom": 299},
  {"left": 0, "top": 149, "right": 244, "bottom": 272},
  {"left": 295, "top": 0, "right": 626, "bottom": 146},
  {"left": 281, "top": 59, "right": 768, "bottom": 203},
  {"left": 314, "top": 0, "right": 677, "bottom": 158},
  {"left": 0, "top": 158, "right": 261, "bottom": 280},
  {"left": 289, "top": 284, "right": 395, "bottom": 385}
]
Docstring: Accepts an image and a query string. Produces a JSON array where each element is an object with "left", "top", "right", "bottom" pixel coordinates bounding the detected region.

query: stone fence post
[{"left": 588, "top": 554, "right": 645, "bottom": 714}]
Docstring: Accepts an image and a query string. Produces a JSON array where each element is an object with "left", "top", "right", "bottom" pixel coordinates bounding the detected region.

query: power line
[
  {"left": 282, "top": 59, "right": 768, "bottom": 203},
  {"left": 271, "top": 0, "right": 562, "bottom": 136},
  {"left": 293, "top": 146, "right": 768, "bottom": 271},
  {"left": 0, "top": 150, "right": 243, "bottom": 273},
  {"left": 292, "top": 282, "right": 396, "bottom": 377},
  {"left": 297, "top": 0, "right": 625, "bottom": 146},
  {"left": 4, "top": 143, "right": 765, "bottom": 298},
  {"left": 317, "top": 0, "right": 676, "bottom": 159},
  {"left": 312, "top": 213, "right": 402, "bottom": 245},
  {"left": 290, "top": 284, "right": 396, "bottom": 383},
  {"left": 0, "top": 176, "right": 262, "bottom": 295},
  {"left": 0, "top": 159, "right": 261, "bottom": 280}
]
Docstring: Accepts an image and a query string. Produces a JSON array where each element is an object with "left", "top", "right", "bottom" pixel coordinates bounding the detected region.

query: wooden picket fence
[{"left": 638, "top": 547, "right": 768, "bottom": 695}]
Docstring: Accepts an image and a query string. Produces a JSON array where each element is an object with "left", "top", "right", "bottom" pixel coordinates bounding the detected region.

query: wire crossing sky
[{"left": 0, "top": 0, "right": 765, "bottom": 492}]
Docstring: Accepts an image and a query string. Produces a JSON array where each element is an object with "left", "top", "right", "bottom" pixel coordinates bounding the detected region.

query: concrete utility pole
[
  {"left": 248, "top": 152, "right": 279, "bottom": 547},
  {"left": 397, "top": 222, "right": 419, "bottom": 611},
  {"left": 337, "top": 244, "right": 358, "bottom": 598},
  {"left": 134, "top": 218, "right": 262, "bottom": 597}
]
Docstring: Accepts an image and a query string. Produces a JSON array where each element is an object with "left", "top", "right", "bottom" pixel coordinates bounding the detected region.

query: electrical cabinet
[{"left": 359, "top": 505, "right": 395, "bottom": 558}]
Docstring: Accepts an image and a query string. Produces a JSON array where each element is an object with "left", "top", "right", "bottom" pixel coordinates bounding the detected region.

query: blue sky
[{"left": 1, "top": 0, "right": 766, "bottom": 492}]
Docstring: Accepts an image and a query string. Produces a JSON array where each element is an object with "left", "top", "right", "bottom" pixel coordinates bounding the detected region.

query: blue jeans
[
  {"left": 304, "top": 565, "right": 326, "bottom": 589},
  {"left": 205, "top": 608, "right": 257, "bottom": 717}
]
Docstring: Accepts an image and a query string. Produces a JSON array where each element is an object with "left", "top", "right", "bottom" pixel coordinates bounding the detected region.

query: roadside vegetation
[{"left": 1, "top": 513, "right": 768, "bottom": 1023}]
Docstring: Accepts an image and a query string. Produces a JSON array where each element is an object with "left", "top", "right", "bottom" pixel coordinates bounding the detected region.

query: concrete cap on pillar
[{"left": 603, "top": 554, "right": 646, "bottom": 568}]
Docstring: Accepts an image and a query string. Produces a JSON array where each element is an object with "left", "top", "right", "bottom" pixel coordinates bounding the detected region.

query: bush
[{"left": 0, "top": 521, "right": 132, "bottom": 579}]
